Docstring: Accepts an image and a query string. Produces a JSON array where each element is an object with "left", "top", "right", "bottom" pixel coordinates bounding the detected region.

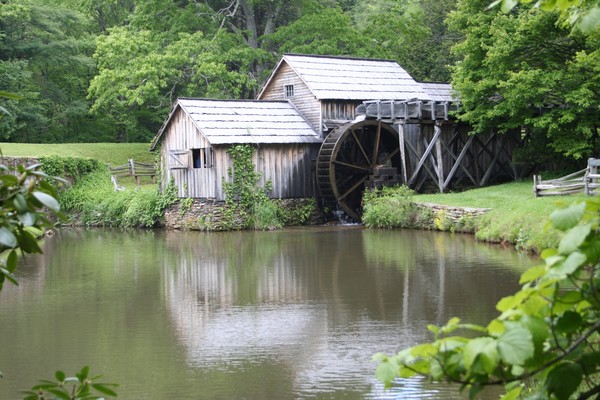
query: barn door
[{"left": 168, "top": 149, "right": 189, "bottom": 169}]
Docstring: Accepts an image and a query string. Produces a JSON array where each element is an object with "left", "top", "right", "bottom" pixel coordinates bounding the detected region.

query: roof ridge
[{"left": 283, "top": 53, "right": 398, "bottom": 63}]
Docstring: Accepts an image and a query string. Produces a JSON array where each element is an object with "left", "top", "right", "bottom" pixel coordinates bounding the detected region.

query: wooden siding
[
  {"left": 159, "top": 108, "right": 318, "bottom": 199},
  {"left": 258, "top": 63, "right": 322, "bottom": 134},
  {"left": 321, "top": 100, "right": 362, "bottom": 127}
]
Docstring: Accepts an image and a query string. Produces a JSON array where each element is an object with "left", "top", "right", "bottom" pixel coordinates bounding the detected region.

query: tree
[
  {"left": 263, "top": 6, "right": 380, "bottom": 57},
  {"left": 375, "top": 198, "right": 600, "bottom": 399},
  {"left": 448, "top": 0, "right": 600, "bottom": 160},
  {"left": 490, "top": 0, "right": 600, "bottom": 33}
]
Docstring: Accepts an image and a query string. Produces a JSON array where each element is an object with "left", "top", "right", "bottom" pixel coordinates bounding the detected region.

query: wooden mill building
[
  {"left": 152, "top": 54, "right": 520, "bottom": 219},
  {"left": 150, "top": 99, "right": 322, "bottom": 199},
  {"left": 257, "top": 53, "right": 429, "bottom": 135}
]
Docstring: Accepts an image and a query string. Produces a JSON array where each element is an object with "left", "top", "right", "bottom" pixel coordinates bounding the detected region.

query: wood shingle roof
[
  {"left": 151, "top": 99, "right": 322, "bottom": 150},
  {"left": 258, "top": 54, "right": 430, "bottom": 101}
]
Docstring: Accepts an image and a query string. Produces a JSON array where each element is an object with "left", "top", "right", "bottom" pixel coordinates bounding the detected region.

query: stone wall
[
  {"left": 413, "top": 202, "right": 491, "bottom": 232},
  {"left": 163, "top": 198, "right": 324, "bottom": 230}
]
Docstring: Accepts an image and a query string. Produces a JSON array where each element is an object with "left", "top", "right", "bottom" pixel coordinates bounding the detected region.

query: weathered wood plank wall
[{"left": 259, "top": 63, "right": 321, "bottom": 134}]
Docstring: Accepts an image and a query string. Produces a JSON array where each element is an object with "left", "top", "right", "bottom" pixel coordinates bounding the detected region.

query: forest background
[{"left": 1, "top": 0, "right": 598, "bottom": 167}]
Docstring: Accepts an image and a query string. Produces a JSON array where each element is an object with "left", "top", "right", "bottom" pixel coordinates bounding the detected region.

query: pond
[{"left": 0, "top": 227, "right": 537, "bottom": 399}]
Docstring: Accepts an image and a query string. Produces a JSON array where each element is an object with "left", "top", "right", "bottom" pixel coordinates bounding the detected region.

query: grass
[
  {"left": 366, "top": 180, "right": 589, "bottom": 253},
  {"left": 0, "top": 143, "right": 155, "bottom": 166}
]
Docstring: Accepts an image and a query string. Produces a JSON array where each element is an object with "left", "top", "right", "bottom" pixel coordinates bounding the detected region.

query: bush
[
  {"left": 59, "top": 170, "right": 176, "bottom": 228},
  {"left": 362, "top": 185, "right": 417, "bottom": 228}
]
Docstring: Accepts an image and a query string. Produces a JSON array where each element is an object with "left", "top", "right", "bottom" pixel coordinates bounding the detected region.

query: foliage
[
  {"left": 22, "top": 366, "right": 117, "bottom": 400},
  {"left": 0, "top": 0, "right": 117, "bottom": 143},
  {"left": 449, "top": 0, "right": 600, "bottom": 160},
  {"left": 362, "top": 185, "right": 418, "bottom": 228},
  {"left": 490, "top": 0, "right": 600, "bottom": 32},
  {"left": 0, "top": 163, "right": 64, "bottom": 290},
  {"left": 39, "top": 156, "right": 103, "bottom": 183},
  {"left": 274, "top": 198, "right": 318, "bottom": 226},
  {"left": 59, "top": 170, "right": 174, "bottom": 228},
  {"left": 375, "top": 197, "right": 600, "bottom": 399},
  {"left": 222, "top": 144, "right": 283, "bottom": 230}
]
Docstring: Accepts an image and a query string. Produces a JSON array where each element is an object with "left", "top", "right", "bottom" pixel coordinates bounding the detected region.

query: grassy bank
[
  {"left": 363, "top": 181, "right": 587, "bottom": 253},
  {"left": 0, "top": 142, "right": 154, "bottom": 165}
]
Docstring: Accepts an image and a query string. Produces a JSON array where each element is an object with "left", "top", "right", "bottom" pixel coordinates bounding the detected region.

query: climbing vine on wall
[{"left": 222, "top": 144, "right": 276, "bottom": 229}]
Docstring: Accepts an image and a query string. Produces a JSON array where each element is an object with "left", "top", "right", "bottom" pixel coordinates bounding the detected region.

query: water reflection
[{"left": 0, "top": 227, "right": 535, "bottom": 399}]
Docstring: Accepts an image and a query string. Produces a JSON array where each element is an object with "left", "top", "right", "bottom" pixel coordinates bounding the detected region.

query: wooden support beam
[
  {"left": 398, "top": 122, "right": 408, "bottom": 184},
  {"left": 442, "top": 135, "right": 476, "bottom": 191},
  {"left": 435, "top": 123, "right": 444, "bottom": 193},
  {"left": 480, "top": 132, "right": 509, "bottom": 186},
  {"left": 408, "top": 125, "right": 442, "bottom": 186},
  {"left": 404, "top": 134, "right": 438, "bottom": 190}
]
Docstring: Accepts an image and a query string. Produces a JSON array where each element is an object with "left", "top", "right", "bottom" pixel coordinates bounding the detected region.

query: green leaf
[
  {"left": 55, "top": 370, "right": 66, "bottom": 382},
  {"left": 549, "top": 202, "right": 585, "bottom": 231},
  {"left": 18, "top": 212, "right": 37, "bottom": 227},
  {"left": 558, "top": 224, "right": 591, "bottom": 255},
  {"left": 32, "top": 191, "right": 61, "bottom": 212},
  {"left": 46, "top": 388, "right": 71, "bottom": 400},
  {"left": 555, "top": 311, "right": 582, "bottom": 335},
  {"left": 552, "top": 251, "right": 586, "bottom": 277},
  {"left": 0, "top": 268, "right": 18, "bottom": 285},
  {"left": 374, "top": 356, "right": 400, "bottom": 387},
  {"left": 519, "top": 265, "right": 545, "bottom": 284},
  {"left": 462, "top": 337, "right": 499, "bottom": 374},
  {"left": 497, "top": 324, "right": 534, "bottom": 365},
  {"left": 0, "top": 227, "right": 17, "bottom": 248},
  {"left": 6, "top": 250, "right": 18, "bottom": 273},
  {"left": 487, "top": 319, "right": 505, "bottom": 337},
  {"left": 92, "top": 383, "right": 118, "bottom": 397},
  {"left": 499, "top": 384, "right": 522, "bottom": 400},
  {"left": 546, "top": 362, "right": 583, "bottom": 400}
]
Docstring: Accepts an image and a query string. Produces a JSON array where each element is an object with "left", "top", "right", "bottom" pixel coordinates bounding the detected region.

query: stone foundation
[{"left": 163, "top": 198, "right": 324, "bottom": 230}]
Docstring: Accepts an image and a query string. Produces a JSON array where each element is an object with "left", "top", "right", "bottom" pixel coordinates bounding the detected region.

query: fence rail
[
  {"left": 534, "top": 158, "right": 600, "bottom": 197},
  {"left": 109, "top": 159, "right": 156, "bottom": 188}
]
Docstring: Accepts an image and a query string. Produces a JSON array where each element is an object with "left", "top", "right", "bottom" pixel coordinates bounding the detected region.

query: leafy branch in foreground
[
  {"left": 0, "top": 163, "right": 65, "bottom": 290},
  {"left": 22, "top": 366, "right": 117, "bottom": 400},
  {"left": 0, "top": 162, "right": 118, "bottom": 399},
  {"left": 375, "top": 198, "right": 600, "bottom": 399}
]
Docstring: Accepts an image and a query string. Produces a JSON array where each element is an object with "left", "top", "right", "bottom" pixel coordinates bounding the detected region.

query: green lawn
[
  {"left": 413, "top": 180, "right": 588, "bottom": 252},
  {"left": 0, "top": 143, "right": 155, "bottom": 165}
]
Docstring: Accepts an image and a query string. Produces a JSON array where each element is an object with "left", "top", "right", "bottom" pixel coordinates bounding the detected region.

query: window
[
  {"left": 191, "top": 148, "right": 213, "bottom": 169},
  {"left": 284, "top": 84, "right": 294, "bottom": 99}
]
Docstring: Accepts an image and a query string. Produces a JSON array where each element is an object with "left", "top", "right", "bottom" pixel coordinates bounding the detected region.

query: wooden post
[
  {"left": 398, "top": 122, "right": 408, "bottom": 184},
  {"left": 435, "top": 122, "right": 444, "bottom": 193}
]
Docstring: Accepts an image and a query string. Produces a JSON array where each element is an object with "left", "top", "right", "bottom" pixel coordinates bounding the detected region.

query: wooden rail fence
[
  {"left": 109, "top": 159, "right": 156, "bottom": 189},
  {"left": 533, "top": 158, "right": 600, "bottom": 197}
]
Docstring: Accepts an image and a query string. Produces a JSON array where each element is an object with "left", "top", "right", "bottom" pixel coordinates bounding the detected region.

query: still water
[{"left": 0, "top": 227, "right": 536, "bottom": 399}]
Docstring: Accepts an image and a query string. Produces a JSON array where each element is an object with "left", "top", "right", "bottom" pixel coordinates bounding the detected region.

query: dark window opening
[
  {"left": 284, "top": 84, "right": 294, "bottom": 99},
  {"left": 191, "top": 148, "right": 213, "bottom": 169}
]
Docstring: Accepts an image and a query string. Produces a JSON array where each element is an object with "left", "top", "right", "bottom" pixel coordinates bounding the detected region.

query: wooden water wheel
[{"left": 316, "top": 120, "right": 403, "bottom": 221}]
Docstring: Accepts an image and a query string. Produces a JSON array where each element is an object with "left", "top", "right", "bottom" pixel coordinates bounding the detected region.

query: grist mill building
[{"left": 151, "top": 54, "right": 520, "bottom": 220}]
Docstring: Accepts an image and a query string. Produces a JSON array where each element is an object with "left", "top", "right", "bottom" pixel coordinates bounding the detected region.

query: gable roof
[
  {"left": 257, "top": 54, "right": 430, "bottom": 101},
  {"left": 419, "top": 82, "right": 456, "bottom": 102},
  {"left": 150, "top": 99, "right": 322, "bottom": 150}
]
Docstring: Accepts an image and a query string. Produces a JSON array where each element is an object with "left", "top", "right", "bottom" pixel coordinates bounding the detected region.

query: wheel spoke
[
  {"left": 338, "top": 175, "right": 369, "bottom": 201},
  {"left": 333, "top": 160, "right": 370, "bottom": 173},
  {"left": 371, "top": 121, "right": 381, "bottom": 165},
  {"left": 350, "top": 128, "right": 372, "bottom": 167}
]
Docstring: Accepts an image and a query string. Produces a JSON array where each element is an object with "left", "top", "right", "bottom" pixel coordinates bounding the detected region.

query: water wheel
[{"left": 316, "top": 120, "right": 403, "bottom": 221}]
